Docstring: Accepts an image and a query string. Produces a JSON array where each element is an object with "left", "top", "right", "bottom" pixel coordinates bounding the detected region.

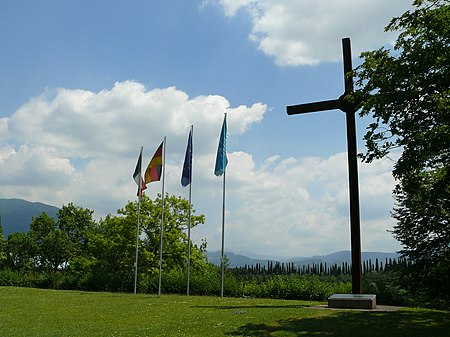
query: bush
[
  {"left": 363, "top": 271, "right": 411, "bottom": 306},
  {"left": 242, "top": 275, "right": 351, "bottom": 301},
  {"left": 33, "top": 272, "right": 77, "bottom": 290},
  {"left": 0, "top": 269, "right": 32, "bottom": 287},
  {"left": 3, "top": 262, "right": 438, "bottom": 309},
  {"left": 140, "top": 264, "right": 242, "bottom": 297},
  {"left": 188, "top": 265, "right": 220, "bottom": 296}
]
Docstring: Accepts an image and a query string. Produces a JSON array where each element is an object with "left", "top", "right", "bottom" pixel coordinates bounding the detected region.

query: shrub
[
  {"left": 363, "top": 270, "right": 413, "bottom": 307},
  {"left": 33, "top": 272, "right": 77, "bottom": 290},
  {"left": 0, "top": 268, "right": 32, "bottom": 287},
  {"left": 242, "top": 275, "right": 351, "bottom": 301}
]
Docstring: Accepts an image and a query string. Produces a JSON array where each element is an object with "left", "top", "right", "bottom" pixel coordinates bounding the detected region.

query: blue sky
[{"left": 0, "top": 0, "right": 413, "bottom": 257}]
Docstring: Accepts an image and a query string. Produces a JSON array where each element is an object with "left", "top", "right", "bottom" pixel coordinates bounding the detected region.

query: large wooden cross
[{"left": 287, "top": 38, "right": 363, "bottom": 294}]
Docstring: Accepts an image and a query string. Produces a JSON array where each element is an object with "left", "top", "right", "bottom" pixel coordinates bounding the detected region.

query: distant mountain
[
  {"left": 206, "top": 251, "right": 265, "bottom": 268},
  {"left": 0, "top": 198, "right": 59, "bottom": 237},
  {"left": 205, "top": 250, "right": 400, "bottom": 268},
  {"left": 288, "top": 251, "right": 401, "bottom": 267}
]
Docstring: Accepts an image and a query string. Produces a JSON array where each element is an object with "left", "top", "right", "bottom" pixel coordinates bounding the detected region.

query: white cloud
[
  {"left": 1, "top": 81, "right": 266, "bottom": 215},
  {"left": 211, "top": 0, "right": 413, "bottom": 66},
  {"left": 8, "top": 81, "right": 266, "bottom": 158},
  {"left": 0, "top": 145, "right": 75, "bottom": 186},
  {"left": 0, "top": 118, "right": 9, "bottom": 143},
  {"left": 214, "top": 0, "right": 255, "bottom": 17},
  {"left": 194, "top": 150, "right": 400, "bottom": 256},
  {"left": 0, "top": 81, "right": 400, "bottom": 256}
]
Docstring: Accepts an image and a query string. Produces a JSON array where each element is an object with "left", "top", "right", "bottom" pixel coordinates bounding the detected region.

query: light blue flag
[{"left": 214, "top": 114, "right": 228, "bottom": 176}]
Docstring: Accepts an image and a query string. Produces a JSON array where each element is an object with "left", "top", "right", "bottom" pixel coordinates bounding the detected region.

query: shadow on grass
[
  {"left": 194, "top": 304, "right": 309, "bottom": 310},
  {"left": 225, "top": 310, "right": 450, "bottom": 337}
]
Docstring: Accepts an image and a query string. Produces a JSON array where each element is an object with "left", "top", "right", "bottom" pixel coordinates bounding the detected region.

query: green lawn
[{"left": 1, "top": 287, "right": 449, "bottom": 336}]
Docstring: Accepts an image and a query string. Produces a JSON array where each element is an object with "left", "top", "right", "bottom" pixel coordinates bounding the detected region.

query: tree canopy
[
  {"left": 1, "top": 194, "right": 208, "bottom": 292},
  {"left": 0, "top": 221, "right": 5, "bottom": 266},
  {"left": 77, "top": 194, "right": 207, "bottom": 291},
  {"left": 355, "top": 0, "right": 449, "bottom": 305}
]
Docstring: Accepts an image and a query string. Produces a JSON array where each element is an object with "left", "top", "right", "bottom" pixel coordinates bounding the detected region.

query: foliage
[
  {"left": 0, "top": 261, "right": 433, "bottom": 307},
  {"left": 3, "top": 204, "right": 96, "bottom": 273},
  {"left": 355, "top": 0, "right": 450, "bottom": 167},
  {"left": 119, "top": 193, "right": 206, "bottom": 273},
  {"left": 363, "top": 270, "right": 411, "bottom": 307},
  {"left": 0, "top": 269, "right": 32, "bottom": 287},
  {"left": 241, "top": 275, "right": 351, "bottom": 301},
  {"left": 0, "top": 221, "right": 6, "bottom": 266},
  {"left": 0, "top": 193, "right": 441, "bottom": 308},
  {"left": 57, "top": 203, "right": 95, "bottom": 260},
  {"left": 137, "top": 260, "right": 242, "bottom": 297},
  {"left": 70, "top": 193, "right": 208, "bottom": 292},
  {"left": 29, "top": 213, "right": 72, "bottom": 271},
  {"left": 355, "top": 0, "right": 450, "bottom": 307},
  {"left": 1, "top": 194, "right": 209, "bottom": 293},
  {"left": 74, "top": 213, "right": 145, "bottom": 292},
  {"left": 393, "top": 169, "right": 450, "bottom": 307},
  {"left": 5, "top": 231, "right": 37, "bottom": 271}
]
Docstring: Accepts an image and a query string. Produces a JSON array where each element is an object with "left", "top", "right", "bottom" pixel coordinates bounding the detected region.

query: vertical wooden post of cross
[{"left": 287, "top": 38, "right": 362, "bottom": 294}]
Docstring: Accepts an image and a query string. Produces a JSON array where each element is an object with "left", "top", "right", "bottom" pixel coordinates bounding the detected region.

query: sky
[{"left": 0, "top": 0, "right": 414, "bottom": 258}]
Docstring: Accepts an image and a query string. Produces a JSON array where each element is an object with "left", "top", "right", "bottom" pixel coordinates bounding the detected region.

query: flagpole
[
  {"left": 158, "top": 137, "right": 166, "bottom": 296},
  {"left": 214, "top": 113, "right": 228, "bottom": 298},
  {"left": 220, "top": 169, "right": 226, "bottom": 297},
  {"left": 134, "top": 195, "right": 141, "bottom": 294},
  {"left": 186, "top": 125, "right": 193, "bottom": 295},
  {"left": 134, "top": 146, "right": 143, "bottom": 295}
]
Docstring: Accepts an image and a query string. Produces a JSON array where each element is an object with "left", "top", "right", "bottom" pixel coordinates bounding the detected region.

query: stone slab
[
  {"left": 312, "top": 304, "right": 401, "bottom": 312},
  {"left": 328, "top": 294, "right": 376, "bottom": 309}
]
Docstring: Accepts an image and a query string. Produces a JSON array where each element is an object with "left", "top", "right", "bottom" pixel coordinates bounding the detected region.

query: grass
[{"left": 1, "top": 287, "right": 449, "bottom": 336}]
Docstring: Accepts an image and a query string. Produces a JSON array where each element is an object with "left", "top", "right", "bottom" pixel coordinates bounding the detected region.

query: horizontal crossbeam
[
  {"left": 286, "top": 37, "right": 363, "bottom": 295},
  {"left": 286, "top": 99, "right": 341, "bottom": 115}
]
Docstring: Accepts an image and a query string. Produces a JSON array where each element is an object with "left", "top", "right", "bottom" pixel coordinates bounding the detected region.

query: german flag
[{"left": 145, "top": 141, "right": 163, "bottom": 184}]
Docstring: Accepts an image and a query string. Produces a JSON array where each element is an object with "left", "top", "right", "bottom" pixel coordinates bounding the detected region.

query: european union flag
[{"left": 181, "top": 128, "right": 193, "bottom": 187}]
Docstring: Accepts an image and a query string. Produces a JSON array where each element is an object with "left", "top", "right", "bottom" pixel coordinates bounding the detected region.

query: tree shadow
[
  {"left": 225, "top": 310, "right": 450, "bottom": 337},
  {"left": 194, "top": 304, "right": 309, "bottom": 310}
]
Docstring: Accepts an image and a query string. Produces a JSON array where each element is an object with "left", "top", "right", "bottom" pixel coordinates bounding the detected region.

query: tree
[
  {"left": 355, "top": 0, "right": 449, "bottom": 306},
  {"left": 5, "top": 232, "right": 37, "bottom": 271},
  {"left": 72, "top": 194, "right": 207, "bottom": 292},
  {"left": 3, "top": 204, "right": 96, "bottom": 274},
  {"left": 29, "top": 213, "right": 72, "bottom": 271},
  {"left": 57, "top": 202, "right": 95, "bottom": 257},
  {"left": 0, "top": 219, "right": 5, "bottom": 267},
  {"left": 119, "top": 193, "right": 207, "bottom": 272},
  {"left": 77, "top": 213, "right": 147, "bottom": 291}
]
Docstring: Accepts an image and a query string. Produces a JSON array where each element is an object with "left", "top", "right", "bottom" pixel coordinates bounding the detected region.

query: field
[{"left": 1, "top": 287, "right": 449, "bottom": 336}]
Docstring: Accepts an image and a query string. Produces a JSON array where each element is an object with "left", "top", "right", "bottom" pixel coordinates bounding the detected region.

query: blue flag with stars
[{"left": 181, "top": 128, "right": 193, "bottom": 187}]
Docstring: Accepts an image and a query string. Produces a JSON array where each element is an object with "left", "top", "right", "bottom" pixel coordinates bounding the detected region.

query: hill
[
  {"left": 0, "top": 198, "right": 59, "bottom": 237},
  {"left": 205, "top": 250, "right": 400, "bottom": 268},
  {"left": 288, "top": 250, "right": 401, "bottom": 267}
]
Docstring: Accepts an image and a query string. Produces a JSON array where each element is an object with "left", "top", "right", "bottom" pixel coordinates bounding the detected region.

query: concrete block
[{"left": 328, "top": 294, "right": 376, "bottom": 309}]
